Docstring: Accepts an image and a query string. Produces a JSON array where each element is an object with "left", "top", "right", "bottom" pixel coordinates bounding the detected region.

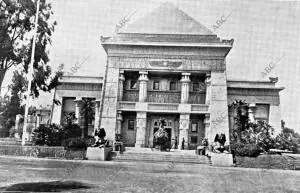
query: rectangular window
[
  {"left": 191, "top": 123, "right": 198, "bottom": 132},
  {"left": 130, "top": 80, "right": 137, "bottom": 89},
  {"left": 255, "top": 104, "right": 270, "bottom": 123},
  {"left": 191, "top": 136, "right": 198, "bottom": 144},
  {"left": 193, "top": 82, "right": 200, "bottom": 91},
  {"left": 170, "top": 81, "right": 176, "bottom": 91},
  {"left": 128, "top": 120, "right": 135, "bottom": 130},
  {"left": 153, "top": 81, "right": 159, "bottom": 90}
]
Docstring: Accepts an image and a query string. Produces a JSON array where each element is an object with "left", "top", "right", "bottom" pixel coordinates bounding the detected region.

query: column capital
[
  {"left": 117, "top": 110, "right": 123, "bottom": 120},
  {"left": 139, "top": 71, "right": 148, "bottom": 82},
  {"left": 180, "top": 73, "right": 191, "bottom": 83},
  {"left": 119, "top": 70, "right": 125, "bottom": 82}
]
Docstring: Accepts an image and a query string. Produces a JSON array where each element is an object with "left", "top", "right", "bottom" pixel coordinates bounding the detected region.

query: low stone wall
[
  {"left": 0, "top": 145, "right": 85, "bottom": 159},
  {"left": 236, "top": 155, "right": 295, "bottom": 170}
]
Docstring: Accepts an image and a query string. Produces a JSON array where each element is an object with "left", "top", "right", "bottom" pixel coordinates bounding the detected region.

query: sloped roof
[{"left": 119, "top": 2, "right": 214, "bottom": 35}]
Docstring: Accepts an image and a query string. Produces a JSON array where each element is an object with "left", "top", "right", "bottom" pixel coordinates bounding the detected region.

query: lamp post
[{"left": 22, "top": 0, "right": 40, "bottom": 146}]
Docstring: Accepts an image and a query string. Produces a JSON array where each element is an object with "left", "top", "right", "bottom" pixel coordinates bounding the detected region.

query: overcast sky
[{"left": 3, "top": 0, "right": 300, "bottom": 132}]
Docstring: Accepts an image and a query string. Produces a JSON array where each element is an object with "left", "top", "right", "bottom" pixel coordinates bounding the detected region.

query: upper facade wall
[{"left": 106, "top": 45, "right": 228, "bottom": 71}]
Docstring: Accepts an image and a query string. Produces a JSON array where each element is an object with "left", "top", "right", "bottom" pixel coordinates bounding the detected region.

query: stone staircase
[
  {"left": 0, "top": 138, "right": 21, "bottom": 146},
  {"left": 111, "top": 147, "right": 211, "bottom": 165}
]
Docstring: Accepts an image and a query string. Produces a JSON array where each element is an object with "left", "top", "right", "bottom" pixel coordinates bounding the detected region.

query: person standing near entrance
[{"left": 181, "top": 138, "right": 185, "bottom": 150}]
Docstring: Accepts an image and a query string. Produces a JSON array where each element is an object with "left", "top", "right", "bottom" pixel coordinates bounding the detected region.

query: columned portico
[
  {"left": 179, "top": 113, "right": 190, "bottom": 149},
  {"left": 135, "top": 112, "right": 147, "bottom": 147},
  {"left": 138, "top": 71, "right": 148, "bottom": 102},
  {"left": 180, "top": 73, "right": 191, "bottom": 104}
]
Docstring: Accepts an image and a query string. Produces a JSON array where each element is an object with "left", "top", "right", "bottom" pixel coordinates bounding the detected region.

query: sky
[{"left": 2, "top": 0, "right": 300, "bottom": 132}]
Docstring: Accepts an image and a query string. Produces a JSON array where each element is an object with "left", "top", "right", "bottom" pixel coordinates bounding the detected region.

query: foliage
[
  {"left": 231, "top": 143, "right": 261, "bottom": 157},
  {"left": 62, "top": 123, "right": 81, "bottom": 139},
  {"left": 63, "top": 137, "right": 95, "bottom": 149},
  {"left": 0, "top": 0, "right": 63, "bottom": 100},
  {"left": 32, "top": 124, "right": 64, "bottom": 146},
  {"left": 153, "top": 119, "right": 170, "bottom": 150},
  {"left": 229, "top": 100, "right": 276, "bottom": 157},
  {"left": 80, "top": 98, "right": 95, "bottom": 138},
  {"left": 274, "top": 120, "right": 300, "bottom": 153}
]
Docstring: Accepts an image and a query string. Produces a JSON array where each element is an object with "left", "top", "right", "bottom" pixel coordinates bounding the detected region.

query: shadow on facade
[{"left": 0, "top": 180, "right": 94, "bottom": 192}]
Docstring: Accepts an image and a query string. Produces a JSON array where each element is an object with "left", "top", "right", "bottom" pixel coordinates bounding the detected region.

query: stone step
[
  {"left": 0, "top": 138, "right": 21, "bottom": 145},
  {"left": 112, "top": 151, "right": 211, "bottom": 165}
]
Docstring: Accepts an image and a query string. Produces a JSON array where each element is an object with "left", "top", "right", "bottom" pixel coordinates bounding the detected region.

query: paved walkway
[{"left": 0, "top": 155, "right": 299, "bottom": 193}]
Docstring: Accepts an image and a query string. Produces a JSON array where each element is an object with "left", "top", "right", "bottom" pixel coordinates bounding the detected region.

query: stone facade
[
  {"left": 97, "top": 3, "right": 284, "bottom": 149},
  {"left": 51, "top": 76, "right": 103, "bottom": 136}
]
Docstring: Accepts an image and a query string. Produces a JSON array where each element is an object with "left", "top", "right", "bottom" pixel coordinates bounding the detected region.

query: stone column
[
  {"left": 248, "top": 103, "right": 256, "bottom": 123},
  {"left": 118, "top": 70, "right": 125, "bottom": 101},
  {"left": 180, "top": 73, "right": 191, "bottom": 104},
  {"left": 135, "top": 112, "right": 147, "bottom": 148},
  {"left": 74, "top": 97, "right": 82, "bottom": 125},
  {"left": 116, "top": 111, "right": 123, "bottom": 141},
  {"left": 205, "top": 72, "right": 211, "bottom": 105},
  {"left": 93, "top": 98, "right": 101, "bottom": 132},
  {"left": 138, "top": 71, "right": 148, "bottom": 102},
  {"left": 179, "top": 113, "right": 190, "bottom": 149},
  {"left": 204, "top": 114, "right": 211, "bottom": 143},
  {"left": 51, "top": 96, "right": 62, "bottom": 124},
  {"left": 15, "top": 114, "right": 23, "bottom": 139}
]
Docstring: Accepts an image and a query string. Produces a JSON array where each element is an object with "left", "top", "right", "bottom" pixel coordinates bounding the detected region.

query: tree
[
  {"left": 0, "top": 70, "right": 25, "bottom": 137},
  {"left": 0, "top": 0, "right": 62, "bottom": 97},
  {"left": 80, "top": 98, "right": 95, "bottom": 138},
  {"left": 275, "top": 120, "right": 300, "bottom": 152}
]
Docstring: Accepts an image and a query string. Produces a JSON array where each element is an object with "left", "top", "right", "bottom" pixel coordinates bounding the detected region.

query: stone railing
[
  {"left": 189, "top": 92, "right": 206, "bottom": 104},
  {"left": 118, "top": 101, "right": 136, "bottom": 110},
  {"left": 191, "top": 104, "right": 209, "bottom": 112},
  {"left": 147, "top": 91, "right": 181, "bottom": 103},
  {"left": 123, "top": 90, "right": 139, "bottom": 102},
  {"left": 148, "top": 103, "right": 178, "bottom": 111}
]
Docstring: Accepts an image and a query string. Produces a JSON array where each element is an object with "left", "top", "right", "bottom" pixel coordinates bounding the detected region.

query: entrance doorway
[{"left": 150, "top": 117, "right": 176, "bottom": 148}]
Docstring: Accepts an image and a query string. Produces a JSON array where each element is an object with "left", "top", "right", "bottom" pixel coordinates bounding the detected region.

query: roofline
[{"left": 101, "top": 41, "right": 233, "bottom": 48}]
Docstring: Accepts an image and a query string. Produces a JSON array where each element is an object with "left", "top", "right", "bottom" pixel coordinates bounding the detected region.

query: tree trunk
[{"left": 0, "top": 69, "right": 6, "bottom": 95}]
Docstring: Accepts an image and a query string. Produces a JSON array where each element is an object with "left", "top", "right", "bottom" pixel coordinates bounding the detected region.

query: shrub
[
  {"left": 63, "top": 123, "right": 81, "bottom": 139},
  {"left": 231, "top": 143, "right": 261, "bottom": 157},
  {"left": 274, "top": 126, "right": 300, "bottom": 153},
  {"left": 63, "top": 137, "right": 95, "bottom": 149},
  {"left": 32, "top": 124, "right": 64, "bottom": 146}
]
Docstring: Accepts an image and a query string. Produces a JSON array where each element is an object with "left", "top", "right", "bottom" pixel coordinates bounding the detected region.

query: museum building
[{"left": 52, "top": 3, "right": 284, "bottom": 150}]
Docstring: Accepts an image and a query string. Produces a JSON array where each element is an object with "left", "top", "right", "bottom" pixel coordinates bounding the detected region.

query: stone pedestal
[
  {"left": 179, "top": 114, "right": 189, "bottom": 149},
  {"left": 135, "top": 112, "right": 147, "bottom": 147},
  {"left": 86, "top": 147, "right": 113, "bottom": 161},
  {"left": 210, "top": 153, "right": 233, "bottom": 167},
  {"left": 180, "top": 73, "right": 191, "bottom": 104},
  {"left": 138, "top": 71, "right": 148, "bottom": 102}
]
